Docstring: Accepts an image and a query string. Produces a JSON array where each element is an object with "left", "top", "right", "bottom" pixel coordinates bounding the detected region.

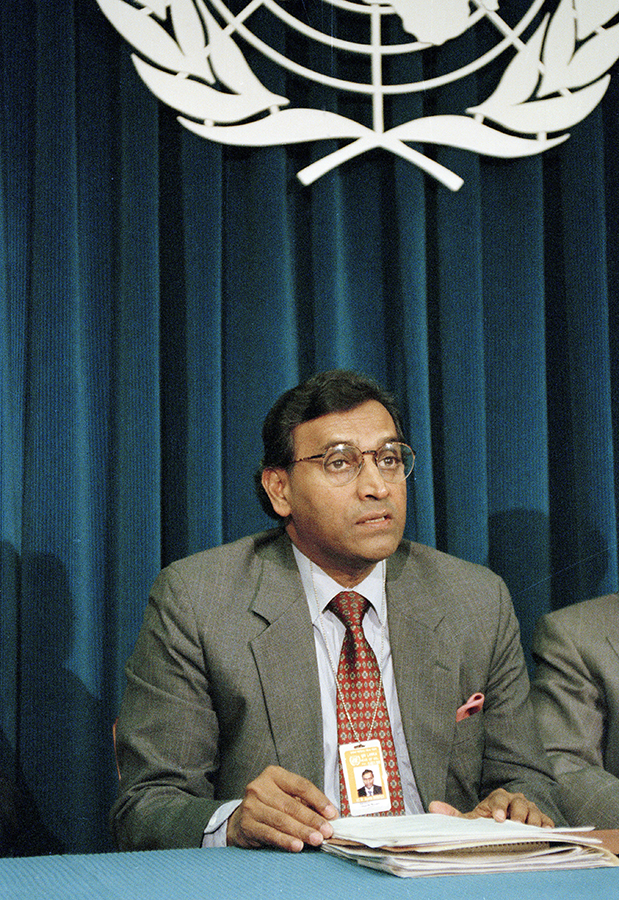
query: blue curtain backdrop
[{"left": 1, "top": 0, "right": 618, "bottom": 854}]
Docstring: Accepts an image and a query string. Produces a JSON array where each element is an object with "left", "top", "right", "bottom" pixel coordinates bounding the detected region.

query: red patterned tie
[{"left": 328, "top": 590, "right": 405, "bottom": 816}]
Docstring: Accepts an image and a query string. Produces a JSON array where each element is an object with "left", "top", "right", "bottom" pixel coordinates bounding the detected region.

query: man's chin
[
  {"left": 345, "top": 535, "right": 403, "bottom": 572},
  {"left": 358, "top": 528, "right": 404, "bottom": 559}
]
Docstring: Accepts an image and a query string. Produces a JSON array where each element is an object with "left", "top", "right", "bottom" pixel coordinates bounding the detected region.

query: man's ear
[{"left": 261, "top": 468, "right": 292, "bottom": 519}]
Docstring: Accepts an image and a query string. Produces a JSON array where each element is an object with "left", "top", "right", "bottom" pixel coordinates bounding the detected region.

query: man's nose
[{"left": 356, "top": 456, "right": 389, "bottom": 497}]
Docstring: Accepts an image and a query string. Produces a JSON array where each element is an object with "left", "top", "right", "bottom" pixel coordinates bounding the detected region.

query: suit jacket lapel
[
  {"left": 608, "top": 632, "right": 619, "bottom": 663},
  {"left": 248, "top": 534, "right": 325, "bottom": 789},
  {"left": 386, "top": 547, "right": 459, "bottom": 808}
]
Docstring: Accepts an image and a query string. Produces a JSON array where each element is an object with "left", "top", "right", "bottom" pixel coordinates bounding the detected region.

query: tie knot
[{"left": 328, "top": 590, "right": 369, "bottom": 629}]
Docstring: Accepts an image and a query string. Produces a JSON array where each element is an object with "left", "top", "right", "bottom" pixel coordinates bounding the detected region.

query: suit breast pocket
[
  {"left": 453, "top": 710, "right": 484, "bottom": 746},
  {"left": 446, "top": 712, "right": 485, "bottom": 806}
]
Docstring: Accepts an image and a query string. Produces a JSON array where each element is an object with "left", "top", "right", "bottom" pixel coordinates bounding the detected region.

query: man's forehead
[{"left": 291, "top": 400, "right": 397, "bottom": 450}]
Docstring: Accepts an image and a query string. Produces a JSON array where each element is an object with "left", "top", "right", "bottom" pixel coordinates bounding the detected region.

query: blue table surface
[{"left": 0, "top": 846, "right": 617, "bottom": 900}]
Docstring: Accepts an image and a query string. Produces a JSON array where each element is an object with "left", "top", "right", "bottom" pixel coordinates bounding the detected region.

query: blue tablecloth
[{"left": 0, "top": 847, "right": 617, "bottom": 900}]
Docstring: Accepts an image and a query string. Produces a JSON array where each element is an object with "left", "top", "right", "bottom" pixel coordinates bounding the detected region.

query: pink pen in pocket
[{"left": 456, "top": 692, "right": 485, "bottom": 723}]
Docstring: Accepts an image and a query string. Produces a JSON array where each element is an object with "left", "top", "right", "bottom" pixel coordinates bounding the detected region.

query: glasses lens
[
  {"left": 376, "top": 443, "right": 415, "bottom": 482},
  {"left": 322, "top": 445, "right": 363, "bottom": 484}
]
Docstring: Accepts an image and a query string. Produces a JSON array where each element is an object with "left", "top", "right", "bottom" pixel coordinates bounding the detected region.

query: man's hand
[
  {"left": 429, "top": 789, "right": 554, "bottom": 828},
  {"left": 227, "top": 765, "right": 338, "bottom": 852}
]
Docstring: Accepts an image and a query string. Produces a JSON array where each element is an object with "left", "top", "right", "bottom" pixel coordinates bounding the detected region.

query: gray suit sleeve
[
  {"left": 110, "top": 567, "right": 223, "bottom": 850},
  {"left": 531, "top": 612, "right": 619, "bottom": 828}
]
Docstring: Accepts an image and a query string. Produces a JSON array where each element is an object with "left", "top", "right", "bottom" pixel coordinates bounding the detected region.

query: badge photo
[{"left": 339, "top": 740, "right": 391, "bottom": 816}]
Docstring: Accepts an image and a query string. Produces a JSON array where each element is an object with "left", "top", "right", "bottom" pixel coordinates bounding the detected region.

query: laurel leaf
[
  {"left": 179, "top": 108, "right": 371, "bottom": 145},
  {"left": 133, "top": 55, "right": 288, "bottom": 123},
  {"left": 469, "top": 17, "right": 548, "bottom": 113},
  {"left": 560, "top": 24, "right": 619, "bottom": 92},
  {"left": 169, "top": 0, "right": 206, "bottom": 59},
  {"left": 168, "top": 0, "right": 215, "bottom": 83},
  {"left": 388, "top": 115, "right": 567, "bottom": 157},
  {"left": 574, "top": 0, "right": 619, "bottom": 41},
  {"left": 96, "top": 0, "right": 210, "bottom": 81},
  {"left": 539, "top": 0, "right": 577, "bottom": 97},
  {"left": 135, "top": 0, "right": 169, "bottom": 19},
  {"left": 470, "top": 77, "right": 609, "bottom": 134},
  {"left": 200, "top": 5, "right": 271, "bottom": 97}
]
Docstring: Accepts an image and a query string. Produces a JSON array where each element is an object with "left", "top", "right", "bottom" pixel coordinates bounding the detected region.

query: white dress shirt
[{"left": 293, "top": 546, "right": 424, "bottom": 816}]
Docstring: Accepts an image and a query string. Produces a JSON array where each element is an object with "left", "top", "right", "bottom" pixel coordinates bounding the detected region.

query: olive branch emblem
[{"left": 96, "top": 0, "right": 619, "bottom": 189}]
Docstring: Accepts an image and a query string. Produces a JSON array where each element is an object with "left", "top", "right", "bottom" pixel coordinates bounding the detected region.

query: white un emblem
[{"left": 97, "top": 0, "right": 619, "bottom": 189}]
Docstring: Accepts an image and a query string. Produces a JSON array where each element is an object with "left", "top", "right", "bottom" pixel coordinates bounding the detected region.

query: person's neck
[
  {"left": 287, "top": 534, "right": 378, "bottom": 588},
  {"left": 329, "top": 568, "right": 375, "bottom": 589}
]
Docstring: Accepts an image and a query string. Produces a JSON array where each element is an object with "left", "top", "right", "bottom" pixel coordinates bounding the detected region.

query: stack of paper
[{"left": 322, "top": 813, "right": 618, "bottom": 877}]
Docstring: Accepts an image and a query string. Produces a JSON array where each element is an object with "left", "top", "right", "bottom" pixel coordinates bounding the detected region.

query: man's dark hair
[{"left": 255, "top": 369, "right": 406, "bottom": 519}]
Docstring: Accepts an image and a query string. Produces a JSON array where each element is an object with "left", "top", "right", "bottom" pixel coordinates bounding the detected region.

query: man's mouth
[{"left": 356, "top": 511, "right": 391, "bottom": 525}]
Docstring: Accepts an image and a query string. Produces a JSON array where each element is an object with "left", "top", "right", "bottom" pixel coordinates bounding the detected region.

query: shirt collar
[{"left": 291, "top": 544, "right": 386, "bottom": 626}]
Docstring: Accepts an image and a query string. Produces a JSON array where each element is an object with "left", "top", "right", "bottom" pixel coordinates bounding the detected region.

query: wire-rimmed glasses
[{"left": 291, "top": 442, "right": 415, "bottom": 486}]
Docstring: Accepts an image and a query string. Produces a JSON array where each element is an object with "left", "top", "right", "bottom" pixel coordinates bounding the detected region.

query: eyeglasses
[{"left": 291, "top": 442, "right": 415, "bottom": 486}]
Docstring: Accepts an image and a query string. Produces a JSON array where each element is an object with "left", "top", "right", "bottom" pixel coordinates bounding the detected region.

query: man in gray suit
[
  {"left": 111, "top": 370, "right": 562, "bottom": 851},
  {"left": 531, "top": 595, "right": 619, "bottom": 828}
]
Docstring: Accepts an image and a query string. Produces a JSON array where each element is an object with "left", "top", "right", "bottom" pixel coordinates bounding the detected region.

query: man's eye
[
  {"left": 325, "top": 455, "right": 353, "bottom": 471},
  {"left": 380, "top": 455, "right": 400, "bottom": 468}
]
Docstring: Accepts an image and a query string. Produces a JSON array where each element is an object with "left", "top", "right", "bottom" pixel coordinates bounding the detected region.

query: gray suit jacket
[
  {"left": 111, "top": 529, "right": 562, "bottom": 849},
  {"left": 531, "top": 595, "right": 619, "bottom": 828}
]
